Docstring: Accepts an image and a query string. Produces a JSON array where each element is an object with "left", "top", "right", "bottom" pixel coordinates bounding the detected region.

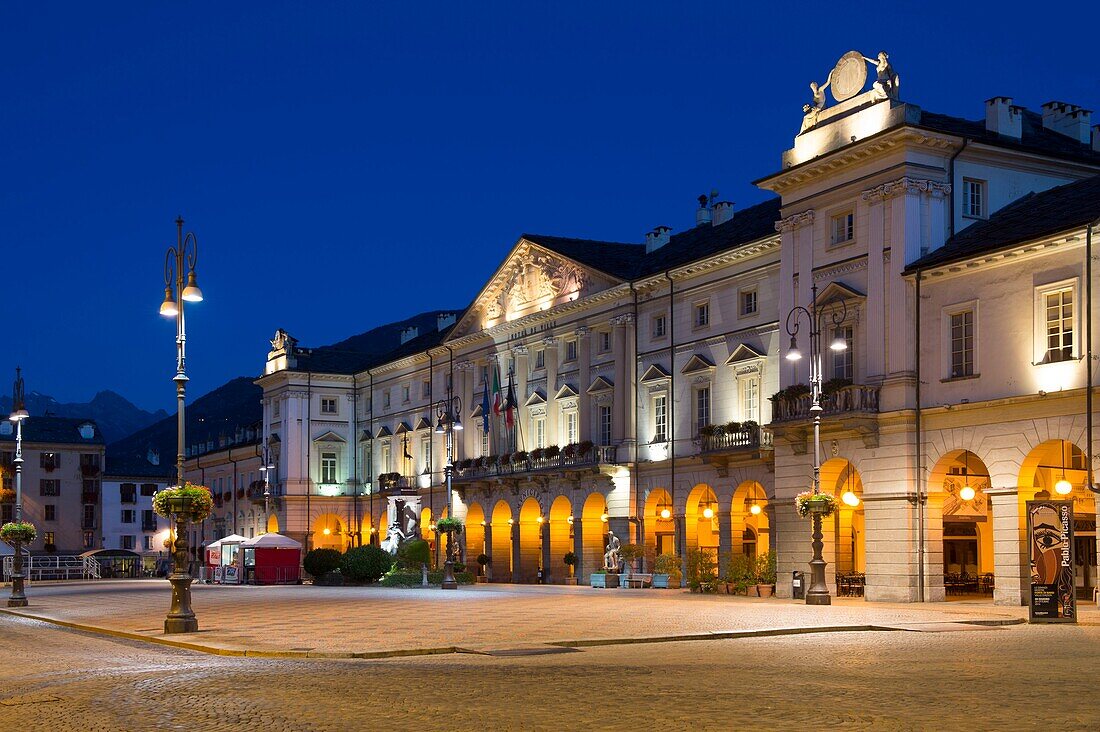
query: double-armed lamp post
[
  {"left": 784, "top": 283, "right": 848, "bottom": 606},
  {"left": 6, "top": 368, "right": 29, "bottom": 608},
  {"left": 434, "top": 396, "right": 462, "bottom": 590},
  {"left": 159, "top": 217, "right": 204, "bottom": 633}
]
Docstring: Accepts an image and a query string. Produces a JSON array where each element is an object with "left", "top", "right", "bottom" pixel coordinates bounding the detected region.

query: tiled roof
[
  {"left": 907, "top": 175, "right": 1100, "bottom": 272},
  {"left": 917, "top": 109, "right": 1100, "bottom": 166},
  {"left": 0, "top": 416, "right": 104, "bottom": 446},
  {"left": 519, "top": 234, "right": 643, "bottom": 280},
  {"left": 104, "top": 448, "right": 174, "bottom": 480},
  {"left": 522, "top": 197, "right": 782, "bottom": 282}
]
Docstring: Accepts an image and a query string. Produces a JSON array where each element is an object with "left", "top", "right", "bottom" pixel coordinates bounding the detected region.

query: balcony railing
[
  {"left": 455, "top": 445, "right": 617, "bottom": 481},
  {"left": 770, "top": 384, "right": 880, "bottom": 423},
  {"left": 699, "top": 425, "right": 773, "bottom": 453}
]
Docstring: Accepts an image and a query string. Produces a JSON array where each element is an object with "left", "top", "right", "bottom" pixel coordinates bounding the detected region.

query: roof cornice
[{"left": 907, "top": 227, "right": 1086, "bottom": 281}]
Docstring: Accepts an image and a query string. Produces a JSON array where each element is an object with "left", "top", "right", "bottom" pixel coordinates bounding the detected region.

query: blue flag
[{"left": 481, "top": 380, "right": 491, "bottom": 434}]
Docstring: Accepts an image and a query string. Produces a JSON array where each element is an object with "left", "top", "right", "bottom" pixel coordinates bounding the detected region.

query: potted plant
[
  {"left": 796, "top": 491, "right": 839, "bottom": 518},
  {"left": 724, "top": 553, "right": 756, "bottom": 595},
  {"left": 563, "top": 551, "right": 578, "bottom": 585},
  {"left": 544, "top": 444, "right": 560, "bottom": 459},
  {"left": 0, "top": 521, "right": 37, "bottom": 545},
  {"left": 530, "top": 448, "right": 545, "bottom": 461},
  {"left": 577, "top": 440, "right": 594, "bottom": 457},
  {"left": 476, "top": 553, "right": 490, "bottom": 582},
  {"left": 618, "top": 543, "right": 642, "bottom": 577},
  {"left": 562, "top": 443, "right": 577, "bottom": 459},
  {"left": 511, "top": 450, "right": 528, "bottom": 465},
  {"left": 754, "top": 550, "right": 777, "bottom": 597},
  {"left": 590, "top": 569, "right": 619, "bottom": 589},
  {"left": 652, "top": 552, "right": 681, "bottom": 589},
  {"left": 686, "top": 548, "right": 718, "bottom": 593}
]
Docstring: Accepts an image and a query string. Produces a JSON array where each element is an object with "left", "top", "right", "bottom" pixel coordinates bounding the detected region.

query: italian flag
[{"left": 492, "top": 365, "right": 503, "bottom": 416}]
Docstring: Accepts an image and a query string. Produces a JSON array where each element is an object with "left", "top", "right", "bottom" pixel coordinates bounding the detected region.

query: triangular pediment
[
  {"left": 815, "top": 281, "right": 865, "bottom": 305},
  {"left": 681, "top": 354, "right": 715, "bottom": 375},
  {"left": 447, "top": 239, "right": 625, "bottom": 339},
  {"left": 726, "top": 343, "right": 766, "bottom": 364},
  {"left": 394, "top": 421, "right": 412, "bottom": 434},
  {"left": 641, "top": 364, "right": 671, "bottom": 383},
  {"left": 524, "top": 390, "right": 547, "bottom": 407},
  {"left": 375, "top": 426, "right": 393, "bottom": 437},
  {"left": 414, "top": 417, "right": 433, "bottom": 431},
  {"left": 587, "top": 376, "right": 614, "bottom": 393},
  {"left": 554, "top": 384, "right": 578, "bottom": 400},
  {"left": 359, "top": 430, "right": 373, "bottom": 442},
  {"left": 471, "top": 403, "right": 485, "bottom": 418},
  {"left": 313, "top": 430, "right": 346, "bottom": 444}
]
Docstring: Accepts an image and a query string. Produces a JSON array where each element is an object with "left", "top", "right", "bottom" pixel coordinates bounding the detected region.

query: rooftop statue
[
  {"left": 799, "top": 50, "right": 901, "bottom": 133},
  {"left": 863, "top": 51, "right": 900, "bottom": 101}
]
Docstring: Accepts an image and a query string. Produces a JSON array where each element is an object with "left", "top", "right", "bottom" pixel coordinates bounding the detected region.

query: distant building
[
  {"left": 0, "top": 416, "right": 105, "bottom": 554},
  {"left": 103, "top": 446, "right": 173, "bottom": 571}
]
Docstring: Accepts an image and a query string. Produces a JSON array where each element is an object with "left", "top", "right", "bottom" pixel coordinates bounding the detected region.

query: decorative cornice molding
[
  {"left": 775, "top": 210, "right": 815, "bottom": 233},
  {"left": 813, "top": 256, "right": 868, "bottom": 282},
  {"left": 609, "top": 313, "right": 635, "bottom": 326},
  {"left": 862, "top": 176, "right": 951, "bottom": 202}
]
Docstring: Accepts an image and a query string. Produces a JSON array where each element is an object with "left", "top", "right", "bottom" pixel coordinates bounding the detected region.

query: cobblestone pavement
[
  {"left": 1, "top": 612, "right": 1098, "bottom": 731},
  {"left": 1, "top": 579, "right": 1077, "bottom": 656}
]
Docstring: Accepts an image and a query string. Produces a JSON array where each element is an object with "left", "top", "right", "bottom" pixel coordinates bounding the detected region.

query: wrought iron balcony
[
  {"left": 698, "top": 424, "right": 773, "bottom": 453},
  {"left": 454, "top": 444, "right": 617, "bottom": 481},
  {"left": 770, "top": 384, "right": 880, "bottom": 423}
]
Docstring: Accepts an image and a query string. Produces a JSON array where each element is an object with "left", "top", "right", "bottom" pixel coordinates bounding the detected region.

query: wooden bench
[{"left": 625, "top": 573, "right": 653, "bottom": 588}]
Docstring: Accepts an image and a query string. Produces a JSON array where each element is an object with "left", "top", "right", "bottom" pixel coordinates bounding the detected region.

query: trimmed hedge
[
  {"left": 303, "top": 548, "right": 342, "bottom": 579},
  {"left": 379, "top": 570, "right": 476, "bottom": 588},
  {"left": 340, "top": 544, "right": 393, "bottom": 583}
]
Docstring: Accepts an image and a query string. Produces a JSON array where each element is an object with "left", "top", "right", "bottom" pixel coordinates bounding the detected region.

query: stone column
[
  {"left": 483, "top": 523, "right": 493, "bottom": 582},
  {"left": 540, "top": 520, "right": 551, "bottom": 583},
  {"left": 675, "top": 514, "right": 687, "bottom": 583},
  {"left": 572, "top": 515, "right": 583, "bottom": 583},
  {"left": 511, "top": 521, "right": 521, "bottom": 583},
  {"left": 544, "top": 337, "right": 559, "bottom": 445},
  {"left": 576, "top": 327, "right": 591, "bottom": 442},
  {"left": 988, "top": 487, "right": 1027, "bottom": 606},
  {"left": 863, "top": 495, "right": 914, "bottom": 602},
  {"left": 923, "top": 492, "right": 946, "bottom": 602},
  {"left": 718, "top": 510, "right": 732, "bottom": 579}
]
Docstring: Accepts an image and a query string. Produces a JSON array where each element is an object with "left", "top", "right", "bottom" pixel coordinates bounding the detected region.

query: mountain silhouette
[{"left": 0, "top": 389, "right": 168, "bottom": 443}]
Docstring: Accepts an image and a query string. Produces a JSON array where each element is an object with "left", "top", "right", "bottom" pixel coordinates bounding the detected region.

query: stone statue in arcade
[{"left": 603, "top": 530, "right": 621, "bottom": 573}]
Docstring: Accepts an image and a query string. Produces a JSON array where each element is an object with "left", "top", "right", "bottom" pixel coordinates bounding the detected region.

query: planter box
[
  {"left": 476, "top": 575, "right": 489, "bottom": 583},
  {"left": 590, "top": 573, "right": 620, "bottom": 589},
  {"left": 564, "top": 577, "right": 578, "bottom": 585},
  {"left": 756, "top": 584, "right": 775, "bottom": 597}
]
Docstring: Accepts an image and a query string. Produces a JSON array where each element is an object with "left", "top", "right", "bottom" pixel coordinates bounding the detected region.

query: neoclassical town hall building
[{"left": 190, "top": 52, "right": 1100, "bottom": 605}]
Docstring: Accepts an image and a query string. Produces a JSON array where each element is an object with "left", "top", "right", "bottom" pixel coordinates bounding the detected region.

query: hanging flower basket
[
  {"left": 1, "top": 521, "right": 37, "bottom": 544},
  {"left": 436, "top": 517, "right": 463, "bottom": 534},
  {"left": 796, "top": 491, "right": 839, "bottom": 518},
  {"left": 152, "top": 483, "right": 214, "bottom": 521}
]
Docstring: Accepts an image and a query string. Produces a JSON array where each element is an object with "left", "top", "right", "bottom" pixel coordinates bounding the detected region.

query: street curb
[{"left": 1, "top": 607, "right": 1035, "bottom": 659}]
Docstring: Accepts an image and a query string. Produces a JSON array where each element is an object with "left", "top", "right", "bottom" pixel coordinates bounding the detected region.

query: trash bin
[
  {"left": 536, "top": 567, "right": 545, "bottom": 584},
  {"left": 792, "top": 570, "right": 805, "bottom": 600}
]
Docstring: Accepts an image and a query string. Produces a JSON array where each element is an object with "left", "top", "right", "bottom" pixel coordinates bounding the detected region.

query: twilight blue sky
[{"left": 2, "top": 2, "right": 1097, "bottom": 414}]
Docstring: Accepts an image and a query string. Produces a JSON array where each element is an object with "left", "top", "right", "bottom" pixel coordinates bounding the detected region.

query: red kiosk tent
[{"left": 241, "top": 533, "right": 302, "bottom": 584}]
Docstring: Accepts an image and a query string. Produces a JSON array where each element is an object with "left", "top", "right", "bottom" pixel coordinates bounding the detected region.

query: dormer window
[
  {"left": 830, "top": 211, "right": 854, "bottom": 245},
  {"left": 963, "top": 179, "right": 986, "bottom": 219},
  {"left": 79, "top": 423, "right": 95, "bottom": 440}
]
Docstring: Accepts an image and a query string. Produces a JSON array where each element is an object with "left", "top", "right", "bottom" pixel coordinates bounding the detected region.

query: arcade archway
[
  {"left": 821, "top": 458, "right": 865, "bottom": 596},
  {"left": 644, "top": 488, "right": 675, "bottom": 566},
  {"left": 581, "top": 493, "right": 607, "bottom": 582},
  {"left": 311, "top": 513, "right": 347, "bottom": 552},
  {"left": 548, "top": 495, "right": 572, "bottom": 583},
  {"left": 490, "top": 500, "right": 513, "bottom": 582},
  {"left": 518, "top": 497, "right": 542, "bottom": 583}
]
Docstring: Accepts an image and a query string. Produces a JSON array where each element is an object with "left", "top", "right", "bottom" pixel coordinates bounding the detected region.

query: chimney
[
  {"left": 1043, "top": 101, "right": 1093, "bottom": 144},
  {"left": 1093, "top": 125, "right": 1100, "bottom": 153},
  {"left": 437, "top": 312, "right": 456, "bottom": 332},
  {"left": 695, "top": 194, "right": 712, "bottom": 226},
  {"left": 400, "top": 326, "right": 419, "bottom": 344},
  {"left": 644, "top": 226, "right": 672, "bottom": 253},
  {"left": 712, "top": 201, "right": 735, "bottom": 226},
  {"left": 985, "top": 96, "right": 1021, "bottom": 139}
]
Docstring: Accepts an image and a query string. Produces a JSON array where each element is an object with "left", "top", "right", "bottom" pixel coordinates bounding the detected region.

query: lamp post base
[
  {"left": 441, "top": 559, "right": 458, "bottom": 590},
  {"left": 805, "top": 514, "right": 832, "bottom": 606},
  {"left": 164, "top": 574, "right": 198, "bottom": 634},
  {"left": 7, "top": 596, "right": 28, "bottom": 608},
  {"left": 7, "top": 540, "right": 28, "bottom": 607}
]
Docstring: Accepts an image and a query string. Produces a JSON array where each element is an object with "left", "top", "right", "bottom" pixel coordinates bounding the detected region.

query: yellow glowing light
[
  {"left": 959, "top": 484, "right": 976, "bottom": 502},
  {"left": 660, "top": 508, "right": 671, "bottom": 520},
  {"left": 749, "top": 503, "right": 762, "bottom": 516},
  {"left": 1054, "top": 478, "right": 1073, "bottom": 495},
  {"left": 600, "top": 513, "right": 608, "bottom": 523},
  {"left": 536, "top": 516, "right": 544, "bottom": 524},
  {"left": 480, "top": 520, "right": 487, "bottom": 526},
  {"left": 508, "top": 518, "right": 514, "bottom": 525},
  {"left": 322, "top": 528, "right": 331, "bottom": 536},
  {"left": 566, "top": 516, "right": 574, "bottom": 525},
  {"left": 841, "top": 490, "right": 860, "bottom": 507},
  {"left": 702, "top": 507, "right": 714, "bottom": 519}
]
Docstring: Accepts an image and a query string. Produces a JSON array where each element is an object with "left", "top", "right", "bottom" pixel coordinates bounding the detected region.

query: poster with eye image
[{"left": 1027, "top": 500, "right": 1076, "bottom": 623}]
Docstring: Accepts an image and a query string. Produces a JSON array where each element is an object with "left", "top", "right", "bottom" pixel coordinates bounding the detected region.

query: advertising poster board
[
  {"left": 224, "top": 565, "right": 240, "bottom": 584},
  {"left": 1027, "top": 500, "right": 1076, "bottom": 623}
]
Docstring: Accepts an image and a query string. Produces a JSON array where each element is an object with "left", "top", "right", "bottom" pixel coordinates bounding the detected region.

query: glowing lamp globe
[
  {"left": 1054, "top": 478, "right": 1073, "bottom": 495},
  {"left": 749, "top": 503, "right": 762, "bottom": 516},
  {"left": 959, "top": 484, "right": 976, "bottom": 502},
  {"left": 702, "top": 507, "right": 715, "bottom": 519},
  {"left": 660, "top": 508, "right": 671, "bottom": 520},
  {"left": 841, "top": 490, "right": 860, "bottom": 507}
]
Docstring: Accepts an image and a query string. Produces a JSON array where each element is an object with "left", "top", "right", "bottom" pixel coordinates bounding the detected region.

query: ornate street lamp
[
  {"left": 434, "top": 395, "right": 462, "bottom": 589},
  {"left": 160, "top": 217, "right": 203, "bottom": 633},
  {"left": 6, "top": 368, "right": 30, "bottom": 608},
  {"left": 785, "top": 283, "right": 848, "bottom": 606},
  {"left": 259, "top": 441, "right": 275, "bottom": 530}
]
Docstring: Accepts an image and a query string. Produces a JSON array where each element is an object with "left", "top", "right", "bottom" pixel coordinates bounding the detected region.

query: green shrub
[
  {"left": 755, "top": 550, "right": 777, "bottom": 585},
  {"left": 396, "top": 539, "right": 431, "bottom": 569},
  {"left": 379, "top": 570, "right": 423, "bottom": 587},
  {"left": 686, "top": 548, "right": 718, "bottom": 592},
  {"left": 724, "top": 553, "right": 756, "bottom": 593},
  {"left": 653, "top": 552, "right": 681, "bottom": 581},
  {"left": 563, "top": 552, "right": 577, "bottom": 567},
  {"left": 341, "top": 545, "right": 392, "bottom": 583},
  {"left": 303, "top": 548, "right": 342, "bottom": 579}
]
